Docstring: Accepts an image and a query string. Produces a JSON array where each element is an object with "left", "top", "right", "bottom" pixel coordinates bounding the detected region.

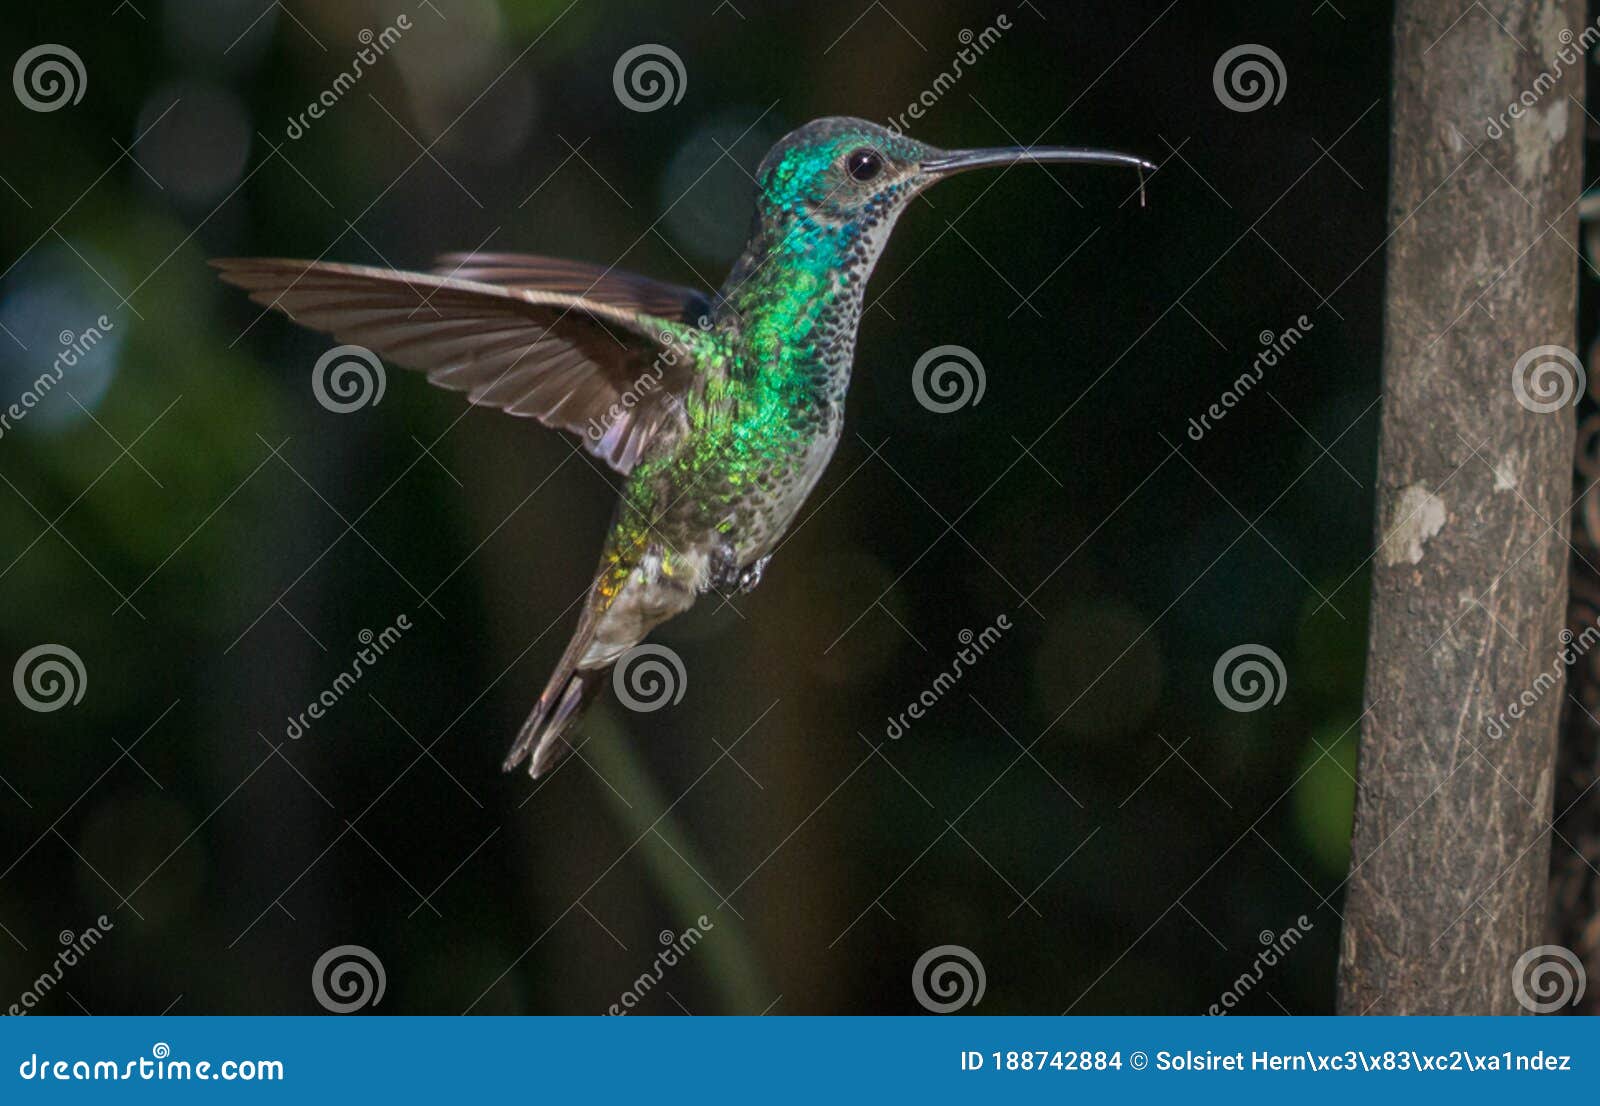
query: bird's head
[
  {"left": 736, "top": 116, "right": 1153, "bottom": 294},
  {"left": 752, "top": 117, "right": 934, "bottom": 228}
]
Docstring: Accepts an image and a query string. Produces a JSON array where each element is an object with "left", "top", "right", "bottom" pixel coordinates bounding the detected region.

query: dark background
[{"left": 0, "top": 0, "right": 1391, "bottom": 1014}]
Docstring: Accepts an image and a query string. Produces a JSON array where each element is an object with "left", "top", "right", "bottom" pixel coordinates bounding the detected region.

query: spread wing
[
  {"left": 212, "top": 257, "right": 717, "bottom": 473},
  {"left": 432, "top": 252, "right": 715, "bottom": 324}
]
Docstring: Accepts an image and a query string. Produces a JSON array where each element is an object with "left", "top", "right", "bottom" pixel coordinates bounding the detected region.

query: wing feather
[
  {"left": 212, "top": 257, "right": 716, "bottom": 473},
  {"left": 432, "top": 251, "right": 714, "bottom": 323}
]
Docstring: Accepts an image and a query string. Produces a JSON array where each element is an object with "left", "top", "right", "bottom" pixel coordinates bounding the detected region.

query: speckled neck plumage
[{"left": 714, "top": 213, "right": 882, "bottom": 411}]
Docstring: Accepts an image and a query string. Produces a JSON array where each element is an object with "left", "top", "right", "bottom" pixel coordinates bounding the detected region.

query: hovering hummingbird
[{"left": 214, "top": 117, "right": 1152, "bottom": 778}]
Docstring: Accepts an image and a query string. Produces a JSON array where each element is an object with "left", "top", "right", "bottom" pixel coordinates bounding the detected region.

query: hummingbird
[{"left": 214, "top": 117, "right": 1152, "bottom": 779}]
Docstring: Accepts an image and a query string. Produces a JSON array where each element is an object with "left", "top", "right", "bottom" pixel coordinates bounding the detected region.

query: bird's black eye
[{"left": 845, "top": 147, "right": 884, "bottom": 182}]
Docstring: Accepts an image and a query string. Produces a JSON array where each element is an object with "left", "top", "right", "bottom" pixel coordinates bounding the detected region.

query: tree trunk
[{"left": 1337, "top": 0, "right": 1584, "bottom": 1014}]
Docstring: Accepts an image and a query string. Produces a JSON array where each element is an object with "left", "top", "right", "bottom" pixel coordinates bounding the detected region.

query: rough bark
[{"left": 1337, "top": 0, "right": 1584, "bottom": 1014}]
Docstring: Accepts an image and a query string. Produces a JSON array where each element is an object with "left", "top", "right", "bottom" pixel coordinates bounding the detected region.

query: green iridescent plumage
[{"left": 599, "top": 124, "right": 939, "bottom": 604}]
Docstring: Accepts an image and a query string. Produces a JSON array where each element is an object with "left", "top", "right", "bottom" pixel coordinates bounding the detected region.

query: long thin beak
[{"left": 920, "top": 146, "right": 1158, "bottom": 177}]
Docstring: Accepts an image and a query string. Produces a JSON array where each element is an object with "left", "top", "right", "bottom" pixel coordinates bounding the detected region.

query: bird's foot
[
  {"left": 710, "top": 550, "right": 770, "bottom": 595},
  {"left": 735, "top": 555, "right": 770, "bottom": 594}
]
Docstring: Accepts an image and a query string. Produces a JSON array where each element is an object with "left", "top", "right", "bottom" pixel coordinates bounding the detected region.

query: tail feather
[
  {"left": 503, "top": 665, "right": 609, "bottom": 778},
  {"left": 506, "top": 535, "right": 692, "bottom": 780},
  {"left": 502, "top": 592, "right": 613, "bottom": 778}
]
